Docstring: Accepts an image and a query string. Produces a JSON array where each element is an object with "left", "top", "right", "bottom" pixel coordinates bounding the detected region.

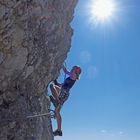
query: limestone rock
[{"left": 0, "top": 0, "right": 78, "bottom": 140}]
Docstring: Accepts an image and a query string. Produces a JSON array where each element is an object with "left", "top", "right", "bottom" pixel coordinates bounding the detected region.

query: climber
[{"left": 49, "top": 64, "right": 82, "bottom": 136}]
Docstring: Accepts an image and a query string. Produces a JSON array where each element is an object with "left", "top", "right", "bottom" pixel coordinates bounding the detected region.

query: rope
[
  {"left": 0, "top": 110, "right": 55, "bottom": 126},
  {"left": 26, "top": 112, "right": 53, "bottom": 119}
]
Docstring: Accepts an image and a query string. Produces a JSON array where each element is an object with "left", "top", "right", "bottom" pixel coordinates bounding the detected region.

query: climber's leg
[
  {"left": 53, "top": 105, "right": 62, "bottom": 136},
  {"left": 50, "top": 84, "right": 60, "bottom": 100},
  {"left": 55, "top": 85, "right": 61, "bottom": 94},
  {"left": 55, "top": 105, "right": 62, "bottom": 130}
]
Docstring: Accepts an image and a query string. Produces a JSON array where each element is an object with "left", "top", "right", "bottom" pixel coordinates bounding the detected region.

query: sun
[{"left": 89, "top": 0, "right": 117, "bottom": 24}]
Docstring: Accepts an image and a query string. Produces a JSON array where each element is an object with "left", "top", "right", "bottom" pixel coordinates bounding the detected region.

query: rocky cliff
[{"left": 0, "top": 0, "right": 78, "bottom": 140}]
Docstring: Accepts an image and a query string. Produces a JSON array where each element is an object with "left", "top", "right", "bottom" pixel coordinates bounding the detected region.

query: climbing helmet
[{"left": 72, "top": 66, "right": 81, "bottom": 75}]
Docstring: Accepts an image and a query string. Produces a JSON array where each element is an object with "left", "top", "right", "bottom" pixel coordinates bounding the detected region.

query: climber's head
[{"left": 72, "top": 65, "right": 82, "bottom": 79}]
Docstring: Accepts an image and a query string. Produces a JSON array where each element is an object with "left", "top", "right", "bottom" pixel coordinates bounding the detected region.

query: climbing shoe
[
  {"left": 53, "top": 129, "right": 62, "bottom": 136},
  {"left": 49, "top": 95, "right": 58, "bottom": 108}
]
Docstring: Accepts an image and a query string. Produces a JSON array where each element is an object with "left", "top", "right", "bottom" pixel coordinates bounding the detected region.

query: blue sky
[{"left": 53, "top": 0, "right": 140, "bottom": 139}]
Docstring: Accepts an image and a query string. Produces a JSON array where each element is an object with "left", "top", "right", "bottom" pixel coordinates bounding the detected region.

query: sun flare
[{"left": 89, "top": 0, "right": 117, "bottom": 24}]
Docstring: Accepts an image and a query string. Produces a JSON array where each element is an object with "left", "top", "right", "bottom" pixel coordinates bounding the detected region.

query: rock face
[{"left": 0, "top": 0, "right": 78, "bottom": 140}]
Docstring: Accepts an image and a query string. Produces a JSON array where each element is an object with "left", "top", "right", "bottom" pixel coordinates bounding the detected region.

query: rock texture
[{"left": 0, "top": 0, "right": 78, "bottom": 140}]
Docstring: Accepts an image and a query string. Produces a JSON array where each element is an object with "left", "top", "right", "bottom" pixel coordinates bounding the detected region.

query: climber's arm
[
  {"left": 62, "top": 65, "right": 71, "bottom": 75},
  {"left": 62, "top": 65, "right": 77, "bottom": 80}
]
